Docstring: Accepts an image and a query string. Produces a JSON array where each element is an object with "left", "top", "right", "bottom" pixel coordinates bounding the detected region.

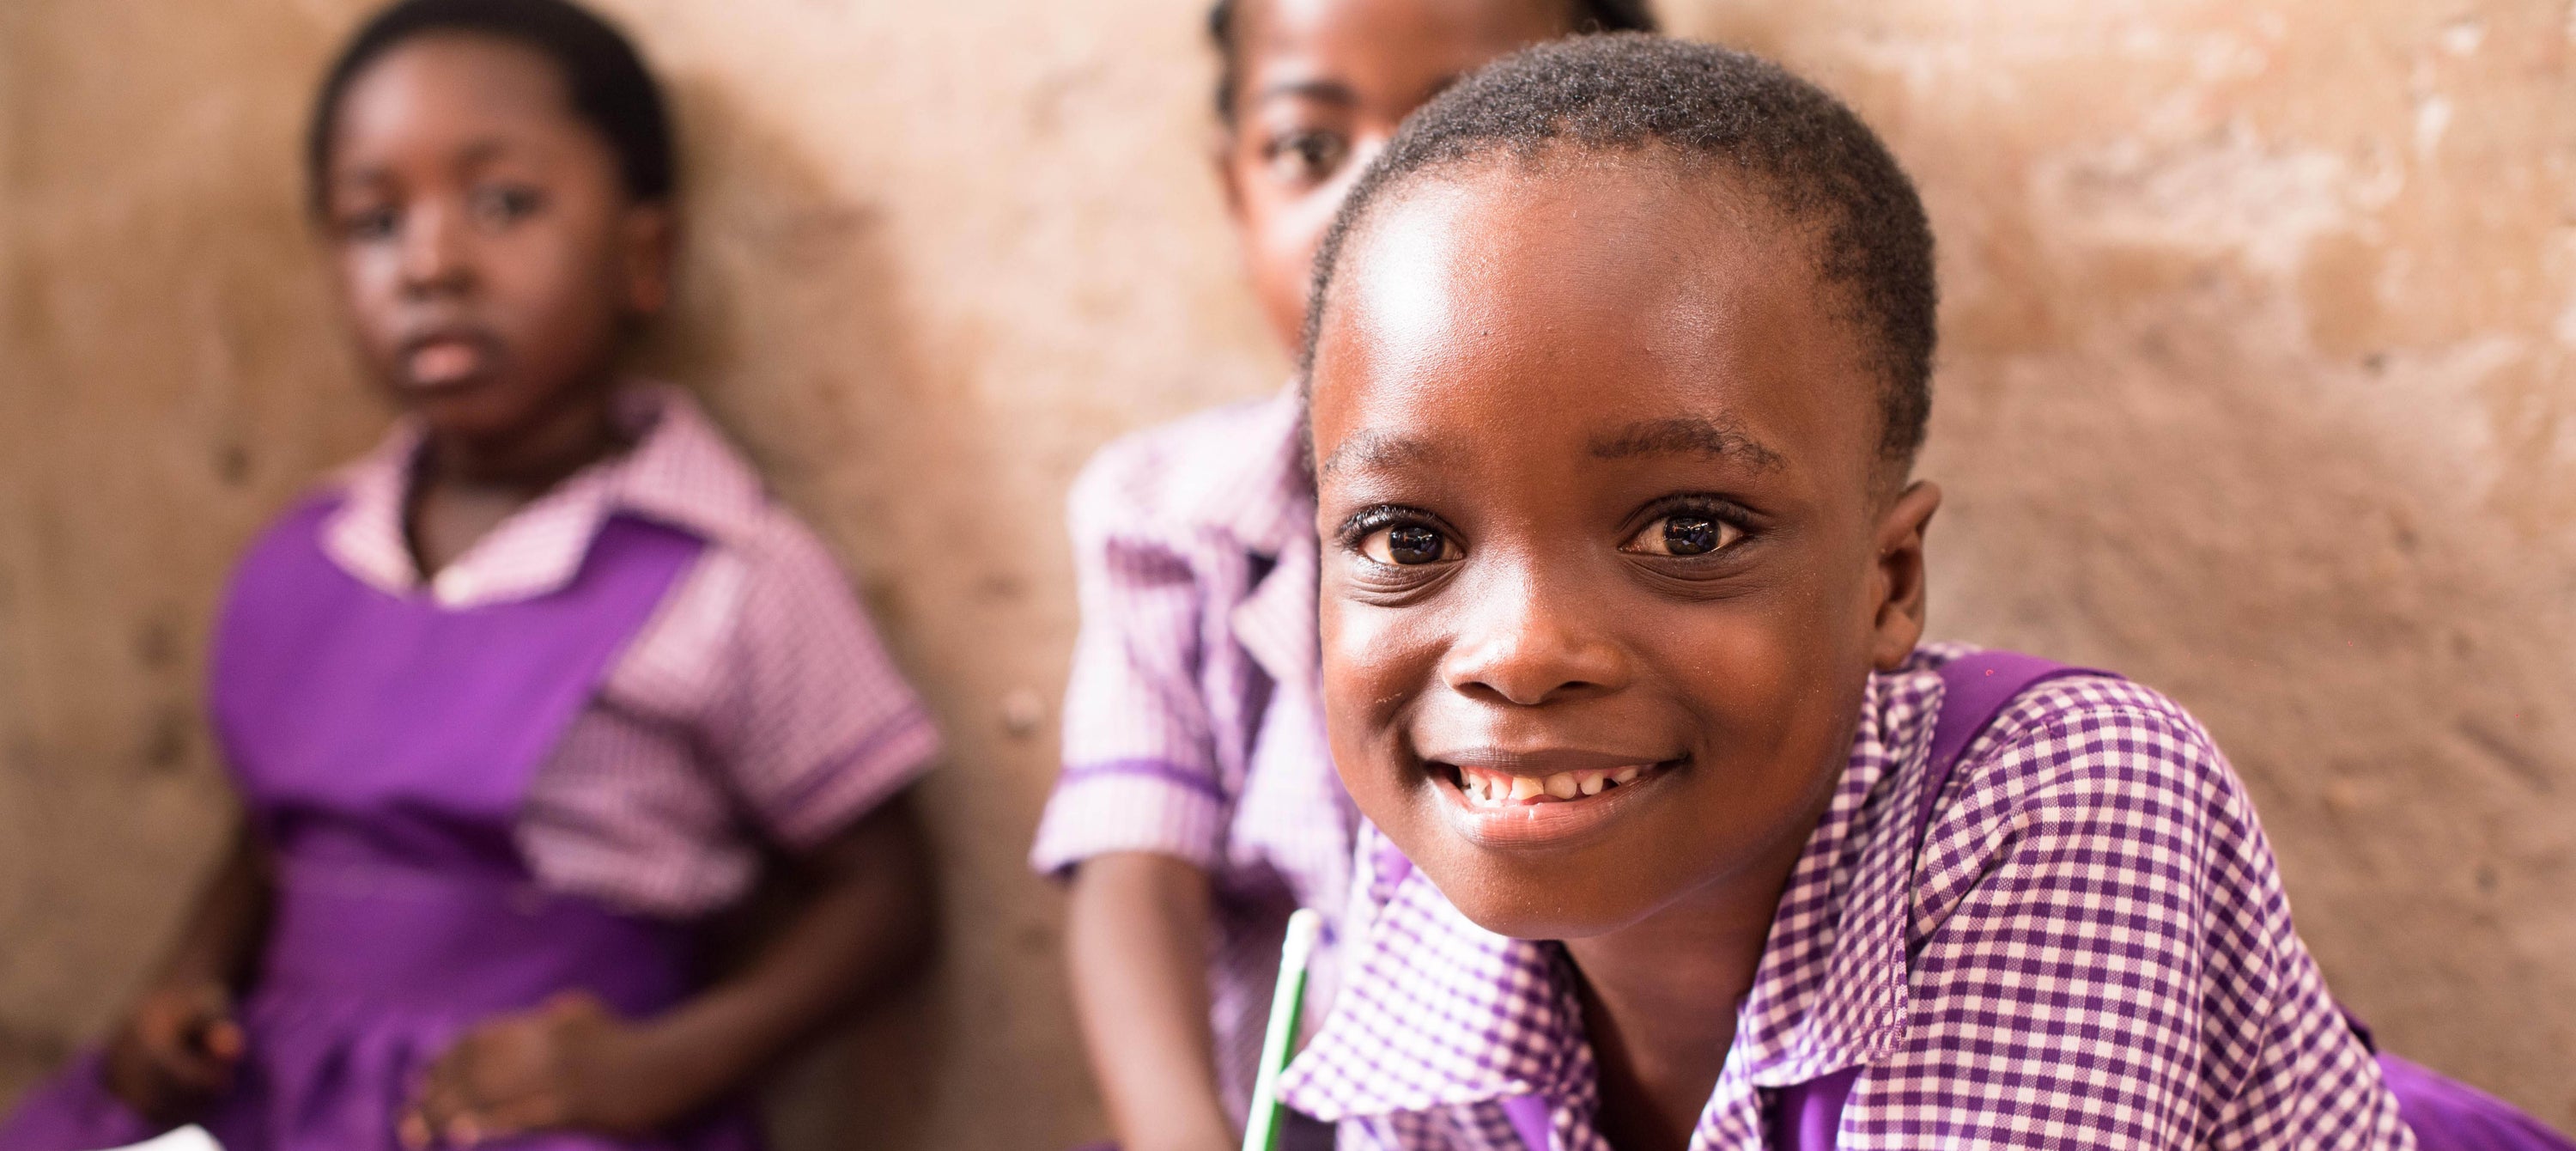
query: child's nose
[
  {"left": 1439, "top": 567, "right": 1629, "bottom": 707},
  {"left": 398, "top": 200, "right": 474, "bottom": 295}
]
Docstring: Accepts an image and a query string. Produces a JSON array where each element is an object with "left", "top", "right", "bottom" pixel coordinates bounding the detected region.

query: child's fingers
[
  {"left": 152, "top": 1026, "right": 237, "bottom": 1094},
  {"left": 450, "top": 1089, "right": 568, "bottom": 1142},
  {"left": 404, "top": 1053, "right": 477, "bottom": 1146},
  {"left": 422, "top": 1087, "right": 563, "bottom": 1148},
  {"left": 197, "top": 1016, "right": 246, "bottom": 1061},
  {"left": 397, "top": 1108, "right": 425, "bottom": 1150}
]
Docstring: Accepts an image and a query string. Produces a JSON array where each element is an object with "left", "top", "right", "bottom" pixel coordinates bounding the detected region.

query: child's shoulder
[
  {"left": 1915, "top": 644, "right": 2251, "bottom": 831},
  {"left": 1068, "top": 391, "right": 1307, "bottom": 545}
]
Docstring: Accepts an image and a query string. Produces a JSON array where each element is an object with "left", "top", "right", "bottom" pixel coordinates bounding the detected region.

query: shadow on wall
[{"left": 1674, "top": 6, "right": 2576, "bottom": 1129}]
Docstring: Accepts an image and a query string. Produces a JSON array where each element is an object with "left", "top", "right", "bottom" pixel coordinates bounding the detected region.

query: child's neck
[
  {"left": 404, "top": 385, "right": 631, "bottom": 580},
  {"left": 422, "top": 387, "right": 629, "bottom": 492},
  {"left": 1562, "top": 825, "right": 1814, "bottom": 1151}
]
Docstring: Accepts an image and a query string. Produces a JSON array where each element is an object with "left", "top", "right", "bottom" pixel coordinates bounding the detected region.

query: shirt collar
[
  {"left": 1194, "top": 383, "right": 1314, "bottom": 559},
  {"left": 1220, "top": 386, "right": 1321, "bottom": 688},
  {"left": 319, "top": 382, "right": 764, "bottom": 607},
  {"left": 1280, "top": 661, "right": 1951, "bottom": 1138}
]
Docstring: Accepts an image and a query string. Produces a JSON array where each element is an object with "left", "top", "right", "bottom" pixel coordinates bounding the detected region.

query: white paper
[{"left": 92, "top": 1127, "right": 222, "bottom": 1151}]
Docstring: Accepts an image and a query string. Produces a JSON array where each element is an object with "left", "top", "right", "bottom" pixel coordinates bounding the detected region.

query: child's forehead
[
  {"left": 1238, "top": 0, "right": 1569, "bottom": 84},
  {"left": 337, "top": 33, "right": 580, "bottom": 142},
  {"left": 1311, "top": 158, "right": 1881, "bottom": 480},
  {"left": 1329, "top": 159, "right": 1826, "bottom": 367}
]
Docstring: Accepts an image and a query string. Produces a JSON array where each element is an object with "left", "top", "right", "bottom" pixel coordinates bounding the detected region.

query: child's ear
[
  {"left": 1868, "top": 479, "right": 1942, "bottom": 671},
  {"left": 621, "top": 201, "right": 677, "bottom": 319}
]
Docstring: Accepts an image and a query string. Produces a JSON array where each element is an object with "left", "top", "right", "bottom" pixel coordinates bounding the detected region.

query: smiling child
[
  {"left": 1275, "top": 34, "right": 2427, "bottom": 1150},
  {"left": 0, "top": 3, "right": 939, "bottom": 1148},
  {"left": 1026, "top": 3, "right": 1652, "bottom": 1150}
]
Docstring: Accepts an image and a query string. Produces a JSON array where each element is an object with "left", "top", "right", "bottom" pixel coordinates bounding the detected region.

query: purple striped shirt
[
  {"left": 1030, "top": 390, "right": 1356, "bottom": 1118},
  {"left": 1280, "top": 644, "right": 2409, "bottom": 1150}
]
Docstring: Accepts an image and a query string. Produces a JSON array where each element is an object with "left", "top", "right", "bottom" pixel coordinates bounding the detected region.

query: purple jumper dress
[
  {"left": 1766, "top": 652, "right": 2574, "bottom": 1151},
  {"left": 0, "top": 499, "right": 761, "bottom": 1151}
]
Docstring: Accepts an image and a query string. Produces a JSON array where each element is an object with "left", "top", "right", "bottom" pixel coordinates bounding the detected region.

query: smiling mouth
[{"left": 1435, "top": 761, "right": 1671, "bottom": 808}]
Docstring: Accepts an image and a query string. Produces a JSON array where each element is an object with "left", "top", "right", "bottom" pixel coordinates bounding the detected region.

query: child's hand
[
  {"left": 102, "top": 979, "right": 245, "bottom": 1124},
  {"left": 398, "top": 991, "right": 678, "bottom": 1148}
]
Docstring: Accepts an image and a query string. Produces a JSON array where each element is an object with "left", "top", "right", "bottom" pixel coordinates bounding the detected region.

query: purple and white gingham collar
[
  {"left": 1281, "top": 660, "right": 1955, "bottom": 1139},
  {"left": 320, "top": 382, "right": 768, "bottom": 605},
  {"left": 1218, "top": 385, "right": 1321, "bottom": 688}
]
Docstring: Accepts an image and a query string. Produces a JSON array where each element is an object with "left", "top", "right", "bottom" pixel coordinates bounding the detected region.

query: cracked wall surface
[{"left": 3, "top": 1, "right": 2571, "bottom": 1145}]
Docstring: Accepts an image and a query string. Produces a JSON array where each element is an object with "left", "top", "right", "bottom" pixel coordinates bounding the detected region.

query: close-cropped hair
[
  {"left": 305, "top": 0, "right": 675, "bottom": 213},
  {"left": 1301, "top": 33, "right": 1938, "bottom": 466},
  {"left": 1206, "top": 0, "right": 1662, "bottom": 125}
]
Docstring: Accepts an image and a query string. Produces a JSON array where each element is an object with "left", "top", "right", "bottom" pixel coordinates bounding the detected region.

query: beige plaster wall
[{"left": 0, "top": 0, "right": 2568, "bottom": 1145}]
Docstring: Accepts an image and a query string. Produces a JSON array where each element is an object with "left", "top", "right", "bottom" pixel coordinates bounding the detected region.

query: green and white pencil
[{"left": 1239, "top": 908, "right": 1324, "bottom": 1151}]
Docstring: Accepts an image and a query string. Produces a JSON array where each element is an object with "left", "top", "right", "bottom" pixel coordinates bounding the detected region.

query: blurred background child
[
  {"left": 0, "top": 2, "right": 940, "bottom": 1148},
  {"left": 1025, "top": 2, "right": 1656, "bottom": 1148}
]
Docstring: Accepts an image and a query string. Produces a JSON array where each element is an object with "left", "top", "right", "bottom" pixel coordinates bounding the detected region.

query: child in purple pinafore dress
[
  {"left": 0, "top": 3, "right": 939, "bottom": 1149},
  {"left": 1026, "top": 3, "right": 1655, "bottom": 1149},
  {"left": 1274, "top": 34, "right": 2572, "bottom": 1151}
]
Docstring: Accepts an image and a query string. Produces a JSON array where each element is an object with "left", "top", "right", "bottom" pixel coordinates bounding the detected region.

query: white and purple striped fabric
[
  {"left": 316, "top": 384, "right": 941, "bottom": 917},
  {"left": 1280, "top": 644, "right": 2409, "bottom": 1150},
  {"left": 1030, "top": 389, "right": 1357, "bottom": 1118}
]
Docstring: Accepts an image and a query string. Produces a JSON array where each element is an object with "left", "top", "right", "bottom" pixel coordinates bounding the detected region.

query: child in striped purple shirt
[
  {"left": 1275, "top": 33, "right": 2569, "bottom": 1151},
  {"left": 1028, "top": 3, "right": 1658, "bottom": 1149}
]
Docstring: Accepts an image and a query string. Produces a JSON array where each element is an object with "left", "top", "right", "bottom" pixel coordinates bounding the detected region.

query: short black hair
[
  {"left": 1303, "top": 33, "right": 1937, "bottom": 466},
  {"left": 1207, "top": 0, "right": 1661, "bottom": 125},
  {"left": 306, "top": 0, "right": 674, "bottom": 213}
]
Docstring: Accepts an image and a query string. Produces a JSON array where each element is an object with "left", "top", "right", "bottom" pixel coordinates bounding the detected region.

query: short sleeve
[
  {"left": 700, "top": 521, "right": 941, "bottom": 849},
  {"left": 1878, "top": 682, "right": 2406, "bottom": 1148},
  {"left": 1028, "top": 442, "right": 1231, "bottom": 876}
]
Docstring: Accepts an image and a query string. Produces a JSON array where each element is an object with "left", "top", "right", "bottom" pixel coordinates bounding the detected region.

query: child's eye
[
  {"left": 1622, "top": 513, "right": 1745, "bottom": 558},
  {"left": 468, "top": 185, "right": 545, "bottom": 228},
  {"left": 339, "top": 206, "right": 400, "bottom": 243},
  {"left": 1263, "top": 130, "right": 1351, "bottom": 186},
  {"left": 1360, "top": 523, "right": 1461, "bottom": 566}
]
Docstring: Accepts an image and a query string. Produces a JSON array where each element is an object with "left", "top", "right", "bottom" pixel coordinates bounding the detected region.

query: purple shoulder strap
[
  {"left": 1913, "top": 650, "right": 2101, "bottom": 857},
  {"left": 1765, "top": 650, "right": 2098, "bottom": 1150}
]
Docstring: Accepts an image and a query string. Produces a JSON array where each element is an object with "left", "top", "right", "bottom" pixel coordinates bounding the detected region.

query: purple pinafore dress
[{"left": 0, "top": 498, "right": 761, "bottom": 1151}]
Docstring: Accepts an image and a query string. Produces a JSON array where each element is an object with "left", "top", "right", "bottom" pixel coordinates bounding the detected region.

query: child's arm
[
  {"left": 399, "top": 790, "right": 935, "bottom": 1147},
  {"left": 103, "top": 828, "right": 271, "bottom": 1124},
  {"left": 1061, "top": 850, "right": 1231, "bottom": 1151},
  {"left": 1067, "top": 850, "right": 1235, "bottom": 1151}
]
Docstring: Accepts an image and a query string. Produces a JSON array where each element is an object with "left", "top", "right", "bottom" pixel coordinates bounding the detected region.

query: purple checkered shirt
[
  {"left": 1030, "top": 390, "right": 1357, "bottom": 1118},
  {"left": 1279, "top": 645, "right": 2409, "bottom": 1150}
]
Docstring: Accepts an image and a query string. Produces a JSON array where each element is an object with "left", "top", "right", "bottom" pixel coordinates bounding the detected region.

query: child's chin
[
  {"left": 1451, "top": 886, "right": 1651, "bottom": 942},
  {"left": 1411, "top": 843, "right": 1668, "bottom": 941}
]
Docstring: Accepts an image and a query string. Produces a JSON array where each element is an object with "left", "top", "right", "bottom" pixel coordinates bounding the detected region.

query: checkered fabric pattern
[
  {"left": 315, "top": 383, "right": 941, "bottom": 917},
  {"left": 1281, "top": 645, "right": 2409, "bottom": 1150},
  {"left": 1030, "top": 388, "right": 1358, "bottom": 1118}
]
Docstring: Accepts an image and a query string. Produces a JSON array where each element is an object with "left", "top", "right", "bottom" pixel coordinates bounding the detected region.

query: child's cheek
[
  {"left": 334, "top": 247, "right": 408, "bottom": 374},
  {"left": 1317, "top": 594, "right": 1430, "bottom": 815}
]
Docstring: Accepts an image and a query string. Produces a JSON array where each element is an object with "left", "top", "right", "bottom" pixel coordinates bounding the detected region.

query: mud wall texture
[{"left": 1, "top": 0, "right": 2570, "bottom": 1144}]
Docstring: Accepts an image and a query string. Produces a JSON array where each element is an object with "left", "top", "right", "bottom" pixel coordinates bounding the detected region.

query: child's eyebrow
[
  {"left": 1317, "top": 430, "right": 1443, "bottom": 480},
  {"left": 454, "top": 137, "right": 525, "bottom": 168},
  {"left": 1588, "top": 418, "right": 1785, "bottom": 472},
  {"left": 1252, "top": 79, "right": 1360, "bottom": 109}
]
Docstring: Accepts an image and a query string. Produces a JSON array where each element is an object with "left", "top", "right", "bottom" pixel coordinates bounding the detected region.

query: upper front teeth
[{"left": 1456, "top": 764, "right": 1652, "bottom": 806}]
